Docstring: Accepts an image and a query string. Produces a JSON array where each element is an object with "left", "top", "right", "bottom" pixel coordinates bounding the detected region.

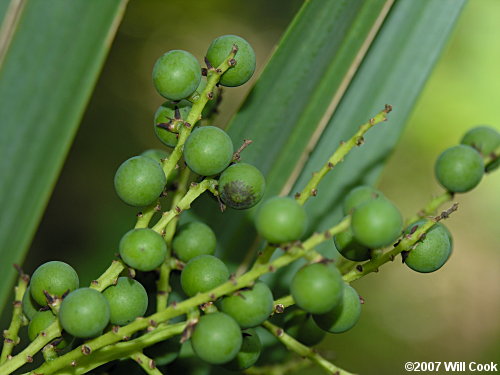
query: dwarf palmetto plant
[{"left": 2, "top": 0, "right": 498, "bottom": 374}]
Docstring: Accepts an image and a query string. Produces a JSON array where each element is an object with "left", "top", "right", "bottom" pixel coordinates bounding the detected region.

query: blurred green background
[{"left": 18, "top": 0, "right": 499, "bottom": 374}]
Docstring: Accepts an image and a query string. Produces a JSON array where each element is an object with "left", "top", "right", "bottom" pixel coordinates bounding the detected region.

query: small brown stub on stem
[
  {"left": 356, "top": 265, "right": 363, "bottom": 272},
  {"left": 311, "top": 189, "right": 318, "bottom": 197},
  {"left": 275, "top": 304, "right": 285, "bottom": 314},
  {"left": 81, "top": 345, "right": 91, "bottom": 355}
]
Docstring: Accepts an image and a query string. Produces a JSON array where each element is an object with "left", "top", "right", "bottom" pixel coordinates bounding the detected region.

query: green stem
[
  {"left": 406, "top": 191, "right": 453, "bottom": 224},
  {"left": 261, "top": 321, "right": 355, "bottom": 375},
  {"left": 244, "top": 358, "right": 310, "bottom": 375},
  {"left": 130, "top": 352, "right": 164, "bottom": 375},
  {"left": 23, "top": 218, "right": 350, "bottom": 375},
  {"left": 343, "top": 203, "right": 458, "bottom": 283},
  {"left": 296, "top": 105, "right": 392, "bottom": 206},
  {"left": 161, "top": 47, "right": 238, "bottom": 183},
  {"left": 0, "top": 270, "right": 29, "bottom": 364},
  {"left": 151, "top": 179, "right": 217, "bottom": 234},
  {"left": 135, "top": 201, "right": 160, "bottom": 229},
  {"left": 42, "top": 345, "right": 58, "bottom": 363},
  {"left": 484, "top": 144, "right": 500, "bottom": 173},
  {"left": 90, "top": 260, "right": 125, "bottom": 292},
  {"left": 273, "top": 295, "right": 294, "bottom": 314}
]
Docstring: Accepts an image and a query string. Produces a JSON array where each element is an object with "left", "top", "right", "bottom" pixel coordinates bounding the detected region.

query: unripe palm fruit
[
  {"left": 435, "top": 145, "right": 484, "bottom": 193},
  {"left": 154, "top": 100, "right": 192, "bottom": 148},
  {"left": 284, "top": 310, "right": 326, "bottom": 346},
  {"left": 351, "top": 197, "right": 403, "bottom": 248},
  {"left": 461, "top": 125, "right": 500, "bottom": 155},
  {"left": 313, "top": 284, "right": 361, "bottom": 334},
  {"left": 334, "top": 225, "right": 371, "bottom": 261},
  {"left": 220, "top": 281, "right": 274, "bottom": 328},
  {"left": 59, "top": 288, "right": 110, "bottom": 339},
  {"left": 114, "top": 156, "right": 166, "bottom": 207},
  {"left": 152, "top": 50, "right": 201, "bottom": 101},
  {"left": 255, "top": 196, "right": 308, "bottom": 244},
  {"left": 222, "top": 329, "right": 262, "bottom": 371},
  {"left": 140, "top": 148, "right": 178, "bottom": 185},
  {"left": 402, "top": 220, "right": 452, "bottom": 273},
  {"left": 102, "top": 277, "right": 148, "bottom": 325},
  {"left": 30, "top": 261, "right": 79, "bottom": 306},
  {"left": 191, "top": 312, "right": 242, "bottom": 365},
  {"left": 184, "top": 126, "right": 234, "bottom": 176},
  {"left": 343, "top": 185, "right": 383, "bottom": 215},
  {"left": 290, "top": 263, "right": 343, "bottom": 314},
  {"left": 206, "top": 35, "right": 256, "bottom": 87},
  {"left": 28, "top": 310, "right": 72, "bottom": 348},
  {"left": 172, "top": 222, "right": 216, "bottom": 262},
  {"left": 180, "top": 255, "right": 229, "bottom": 297},
  {"left": 22, "top": 286, "right": 40, "bottom": 320},
  {"left": 119, "top": 228, "right": 167, "bottom": 272},
  {"left": 219, "top": 163, "right": 266, "bottom": 209},
  {"left": 143, "top": 336, "right": 181, "bottom": 366}
]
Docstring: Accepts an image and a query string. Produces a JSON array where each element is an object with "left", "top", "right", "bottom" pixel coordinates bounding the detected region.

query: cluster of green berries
[{"left": 22, "top": 261, "right": 149, "bottom": 344}]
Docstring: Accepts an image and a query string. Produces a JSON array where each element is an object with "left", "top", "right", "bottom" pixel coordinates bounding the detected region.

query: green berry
[
  {"left": 102, "top": 277, "right": 148, "bottom": 325},
  {"left": 220, "top": 281, "right": 274, "bottom": 328},
  {"left": 172, "top": 222, "right": 216, "bottom": 262},
  {"left": 140, "top": 149, "right": 179, "bottom": 185},
  {"left": 461, "top": 126, "right": 500, "bottom": 155},
  {"left": 223, "top": 329, "right": 261, "bottom": 371},
  {"left": 191, "top": 312, "right": 242, "bottom": 364},
  {"left": 30, "top": 261, "right": 79, "bottom": 306},
  {"left": 313, "top": 284, "right": 361, "bottom": 334},
  {"left": 255, "top": 197, "right": 308, "bottom": 244},
  {"left": 402, "top": 220, "right": 452, "bottom": 273},
  {"left": 351, "top": 197, "right": 403, "bottom": 248},
  {"left": 143, "top": 336, "right": 181, "bottom": 366},
  {"left": 119, "top": 228, "right": 167, "bottom": 272},
  {"left": 184, "top": 126, "right": 234, "bottom": 176},
  {"left": 154, "top": 100, "right": 192, "bottom": 148},
  {"left": 334, "top": 225, "right": 371, "bottom": 261},
  {"left": 290, "top": 263, "right": 343, "bottom": 314},
  {"left": 28, "top": 310, "right": 55, "bottom": 341},
  {"left": 114, "top": 156, "right": 166, "bottom": 207},
  {"left": 206, "top": 35, "right": 256, "bottom": 87},
  {"left": 343, "top": 185, "right": 383, "bottom": 215},
  {"left": 218, "top": 163, "right": 266, "bottom": 210},
  {"left": 59, "top": 288, "right": 110, "bottom": 339},
  {"left": 180, "top": 255, "right": 229, "bottom": 297},
  {"left": 152, "top": 50, "right": 201, "bottom": 101},
  {"left": 435, "top": 145, "right": 484, "bottom": 193},
  {"left": 22, "top": 286, "right": 40, "bottom": 320},
  {"left": 284, "top": 310, "right": 326, "bottom": 346}
]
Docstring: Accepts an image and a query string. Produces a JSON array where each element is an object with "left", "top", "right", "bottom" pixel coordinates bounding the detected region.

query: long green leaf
[
  {"left": 0, "top": 0, "right": 127, "bottom": 308},
  {"left": 191, "top": 0, "right": 466, "bottom": 269}
]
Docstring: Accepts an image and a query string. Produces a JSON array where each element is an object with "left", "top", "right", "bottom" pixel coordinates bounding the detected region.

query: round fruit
[
  {"left": 284, "top": 310, "right": 325, "bottom": 346},
  {"left": 154, "top": 100, "right": 192, "bottom": 148},
  {"left": 223, "top": 329, "right": 261, "bottom": 371},
  {"left": 28, "top": 310, "right": 56, "bottom": 341},
  {"left": 22, "top": 286, "right": 40, "bottom": 320},
  {"left": 313, "top": 284, "right": 361, "bottom": 334},
  {"left": 191, "top": 312, "right": 242, "bottom": 364},
  {"left": 114, "top": 156, "right": 166, "bottom": 207},
  {"left": 351, "top": 197, "right": 403, "bottom": 248},
  {"left": 435, "top": 145, "right": 484, "bottom": 193},
  {"left": 180, "top": 255, "right": 229, "bottom": 297},
  {"left": 152, "top": 50, "right": 201, "bottom": 101},
  {"left": 172, "top": 222, "right": 216, "bottom": 262},
  {"left": 255, "top": 196, "right": 308, "bottom": 244},
  {"left": 206, "top": 35, "right": 256, "bottom": 87},
  {"left": 290, "top": 263, "right": 343, "bottom": 314},
  {"left": 343, "top": 185, "right": 383, "bottom": 215},
  {"left": 30, "top": 261, "right": 79, "bottom": 306},
  {"left": 184, "top": 126, "right": 233, "bottom": 176},
  {"left": 59, "top": 288, "right": 110, "bottom": 339},
  {"left": 143, "top": 336, "right": 181, "bottom": 366},
  {"left": 140, "top": 149, "right": 178, "bottom": 185},
  {"left": 220, "top": 281, "right": 274, "bottom": 328},
  {"left": 218, "top": 163, "right": 266, "bottom": 209},
  {"left": 119, "top": 228, "right": 167, "bottom": 272},
  {"left": 461, "top": 126, "right": 500, "bottom": 155},
  {"left": 334, "top": 225, "right": 371, "bottom": 261},
  {"left": 102, "top": 277, "right": 148, "bottom": 325},
  {"left": 402, "top": 220, "right": 452, "bottom": 273}
]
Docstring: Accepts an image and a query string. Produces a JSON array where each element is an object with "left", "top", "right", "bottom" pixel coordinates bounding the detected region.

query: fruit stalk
[
  {"left": 261, "top": 320, "right": 355, "bottom": 375},
  {"left": 130, "top": 352, "right": 164, "bottom": 375},
  {"left": 135, "top": 201, "right": 160, "bottom": 229},
  {"left": 295, "top": 105, "right": 392, "bottom": 206},
  {"left": 89, "top": 260, "right": 125, "bottom": 292},
  {"left": 0, "top": 268, "right": 29, "bottom": 364},
  {"left": 406, "top": 191, "right": 453, "bottom": 224}
]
